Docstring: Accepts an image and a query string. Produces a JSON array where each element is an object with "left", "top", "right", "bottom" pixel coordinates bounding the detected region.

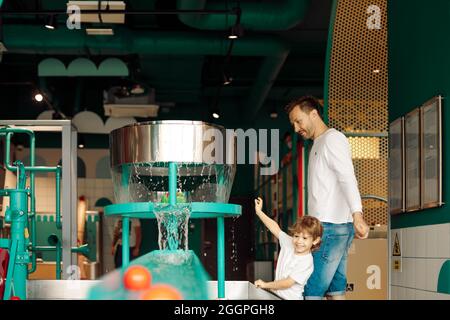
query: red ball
[
  {"left": 123, "top": 265, "right": 152, "bottom": 291},
  {"left": 10, "top": 296, "right": 21, "bottom": 300},
  {"left": 140, "top": 284, "right": 183, "bottom": 300}
]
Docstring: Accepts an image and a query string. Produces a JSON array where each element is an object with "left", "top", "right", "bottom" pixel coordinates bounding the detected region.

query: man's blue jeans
[{"left": 304, "top": 222, "right": 354, "bottom": 299}]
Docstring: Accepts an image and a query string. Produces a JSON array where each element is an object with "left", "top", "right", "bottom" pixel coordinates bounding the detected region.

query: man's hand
[
  {"left": 353, "top": 212, "right": 369, "bottom": 239},
  {"left": 111, "top": 245, "right": 116, "bottom": 256},
  {"left": 255, "top": 197, "right": 263, "bottom": 215},
  {"left": 132, "top": 247, "right": 140, "bottom": 257},
  {"left": 254, "top": 279, "right": 266, "bottom": 289}
]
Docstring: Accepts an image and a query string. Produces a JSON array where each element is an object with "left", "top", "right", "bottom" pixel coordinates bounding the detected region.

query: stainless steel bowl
[
  {"left": 109, "top": 120, "right": 236, "bottom": 203},
  {"left": 110, "top": 120, "right": 235, "bottom": 166}
]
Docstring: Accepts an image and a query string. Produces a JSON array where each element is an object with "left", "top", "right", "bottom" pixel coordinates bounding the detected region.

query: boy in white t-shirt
[{"left": 254, "top": 197, "right": 322, "bottom": 300}]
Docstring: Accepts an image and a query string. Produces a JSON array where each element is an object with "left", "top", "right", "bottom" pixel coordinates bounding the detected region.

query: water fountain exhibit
[{"left": 90, "top": 120, "right": 242, "bottom": 299}]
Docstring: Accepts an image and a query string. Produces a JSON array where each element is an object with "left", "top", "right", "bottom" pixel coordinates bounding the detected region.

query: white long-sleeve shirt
[{"left": 307, "top": 128, "right": 362, "bottom": 223}]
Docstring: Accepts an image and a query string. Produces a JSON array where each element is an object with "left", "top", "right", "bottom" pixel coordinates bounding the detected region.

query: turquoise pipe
[
  {"left": 14, "top": 161, "right": 27, "bottom": 190},
  {"left": 3, "top": 26, "right": 289, "bottom": 120},
  {"left": 35, "top": 245, "right": 89, "bottom": 256},
  {"left": 55, "top": 166, "right": 62, "bottom": 229},
  {"left": 47, "top": 234, "right": 61, "bottom": 279},
  {"left": 0, "top": 128, "right": 37, "bottom": 273},
  {"left": 177, "top": 0, "right": 311, "bottom": 31},
  {"left": 217, "top": 216, "right": 225, "bottom": 298},
  {"left": 4, "top": 189, "right": 29, "bottom": 300},
  {"left": 121, "top": 164, "right": 130, "bottom": 270},
  {"left": 169, "top": 162, "right": 177, "bottom": 206},
  {"left": 1, "top": 128, "right": 61, "bottom": 274},
  {"left": 71, "top": 244, "right": 90, "bottom": 257},
  {"left": 55, "top": 240, "right": 61, "bottom": 280},
  {"left": 122, "top": 217, "right": 130, "bottom": 270}
]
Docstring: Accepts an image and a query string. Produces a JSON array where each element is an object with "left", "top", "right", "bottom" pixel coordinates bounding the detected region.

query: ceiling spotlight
[
  {"left": 270, "top": 111, "right": 278, "bottom": 119},
  {"left": 34, "top": 93, "right": 44, "bottom": 102},
  {"left": 373, "top": 69, "right": 380, "bottom": 73},
  {"left": 212, "top": 112, "right": 220, "bottom": 119},
  {"left": 228, "top": 23, "right": 244, "bottom": 40},
  {"left": 228, "top": 7, "right": 243, "bottom": 39},
  {"left": 223, "top": 74, "right": 233, "bottom": 85},
  {"left": 78, "top": 135, "right": 85, "bottom": 149},
  {"left": 45, "top": 15, "right": 57, "bottom": 30}
]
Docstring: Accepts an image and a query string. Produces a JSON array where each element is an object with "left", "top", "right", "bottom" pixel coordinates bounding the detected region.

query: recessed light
[
  {"left": 34, "top": 93, "right": 43, "bottom": 102},
  {"left": 212, "top": 112, "right": 220, "bottom": 119}
]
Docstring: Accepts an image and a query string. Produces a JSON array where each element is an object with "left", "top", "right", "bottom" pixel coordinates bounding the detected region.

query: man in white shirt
[
  {"left": 285, "top": 96, "right": 369, "bottom": 300},
  {"left": 112, "top": 218, "right": 142, "bottom": 268}
]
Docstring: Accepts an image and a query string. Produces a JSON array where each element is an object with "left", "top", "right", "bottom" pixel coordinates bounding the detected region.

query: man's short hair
[{"left": 284, "top": 96, "right": 323, "bottom": 118}]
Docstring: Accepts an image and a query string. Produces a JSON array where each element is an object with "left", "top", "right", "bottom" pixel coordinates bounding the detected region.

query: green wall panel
[
  {"left": 437, "top": 260, "right": 450, "bottom": 294},
  {"left": 389, "top": 0, "right": 450, "bottom": 229}
]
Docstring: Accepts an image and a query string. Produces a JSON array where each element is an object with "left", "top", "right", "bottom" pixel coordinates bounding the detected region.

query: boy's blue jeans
[{"left": 304, "top": 222, "right": 355, "bottom": 299}]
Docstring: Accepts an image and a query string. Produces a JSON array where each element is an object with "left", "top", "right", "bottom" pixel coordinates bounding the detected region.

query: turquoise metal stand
[
  {"left": 105, "top": 161, "right": 241, "bottom": 299},
  {"left": 0, "top": 126, "right": 87, "bottom": 299},
  {"left": 3, "top": 188, "right": 29, "bottom": 299}
]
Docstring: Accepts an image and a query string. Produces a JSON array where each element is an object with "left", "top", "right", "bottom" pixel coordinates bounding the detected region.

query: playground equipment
[
  {"left": 0, "top": 123, "right": 88, "bottom": 300},
  {"left": 92, "top": 120, "right": 243, "bottom": 299}
]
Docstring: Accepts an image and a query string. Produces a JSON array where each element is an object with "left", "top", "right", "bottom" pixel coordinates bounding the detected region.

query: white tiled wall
[
  {"left": 390, "top": 223, "right": 450, "bottom": 300},
  {"left": 27, "top": 176, "right": 57, "bottom": 213},
  {"left": 78, "top": 178, "right": 114, "bottom": 210}
]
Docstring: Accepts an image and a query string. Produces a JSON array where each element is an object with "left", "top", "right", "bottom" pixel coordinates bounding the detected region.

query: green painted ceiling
[{"left": 0, "top": 0, "right": 330, "bottom": 128}]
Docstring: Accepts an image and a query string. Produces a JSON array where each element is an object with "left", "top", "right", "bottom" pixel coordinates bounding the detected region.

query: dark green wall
[{"left": 389, "top": 0, "right": 450, "bottom": 228}]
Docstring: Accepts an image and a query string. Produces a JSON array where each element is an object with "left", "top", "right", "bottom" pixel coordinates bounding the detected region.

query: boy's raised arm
[{"left": 254, "top": 197, "right": 281, "bottom": 239}]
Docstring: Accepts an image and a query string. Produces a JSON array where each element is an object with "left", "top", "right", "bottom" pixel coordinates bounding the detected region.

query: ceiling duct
[
  {"left": 4, "top": 26, "right": 289, "bottom": 120},
  {"left": 103, "top": 86, "right": 159, "bottom": 118}
]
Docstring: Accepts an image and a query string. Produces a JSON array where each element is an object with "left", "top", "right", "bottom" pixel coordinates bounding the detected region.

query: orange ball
[
  {"left": 140, "top": 284, "right": 183, "bottom": 300},
  {"left": 123, "top": 265, "right": 152, "bottom": 291}
]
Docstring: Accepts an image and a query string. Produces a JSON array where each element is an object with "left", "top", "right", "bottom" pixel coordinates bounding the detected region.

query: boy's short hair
[
  {"left": 284, "top": 96, "right": 323, "bottom": 119},
  {"left": 288, "top": 216, "right": 323, "bottom": 252}
]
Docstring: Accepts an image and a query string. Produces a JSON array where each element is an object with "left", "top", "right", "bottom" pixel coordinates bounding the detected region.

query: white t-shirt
[
  {"left": 274, "top": 231, "right": 314, "bottom": 300},
  {"left": 115, "top": 218, "right": 141, "bottom": 247},
  {"left": 307, "top": 128, "right": 363, "bottom": 223}
]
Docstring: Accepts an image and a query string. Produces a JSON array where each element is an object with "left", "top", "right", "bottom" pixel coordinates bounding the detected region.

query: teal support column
[
  {"left": 122, "top": 217, "right": 130, "bottom": 270},
  {"left": 168, "top": 162, "right": 177, "bottom": 205},
  {"left": 55, "top": 167, "right": 62, "bottom": 229},
  {"left": 56, "top": 241, "right": 62, "bottom": 279},
  {"left": 167, "top": 162, "right": 178, "bottom": 250},
  {"left": 28, "top": 133, "right": 37, "bottom": 274},
  {"left": 4, "top": 189, "right": 29, "bottom": 300},
  {"left": 217, "top": 216, "right": 225, "bottom": 299},
  {"left": 4, "top": 240, "right": 18, "bottom": 300},
  {"left": 121, "top": 164, "right": 130, "bottom": 270}
]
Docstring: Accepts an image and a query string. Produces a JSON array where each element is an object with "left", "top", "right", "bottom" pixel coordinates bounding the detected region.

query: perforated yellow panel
[{"left": 328, "top": 0, "right": 388, "bottom": 225}]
